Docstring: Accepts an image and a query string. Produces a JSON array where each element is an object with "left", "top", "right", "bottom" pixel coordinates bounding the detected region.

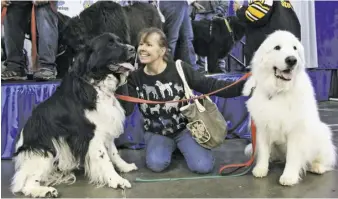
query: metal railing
[{"left": 225, "top": 40, "right": 247, "bottom": 72}]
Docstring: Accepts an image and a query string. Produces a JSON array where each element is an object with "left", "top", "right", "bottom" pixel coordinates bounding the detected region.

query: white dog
[{"left": 242, "top": 30, "right": 336, "bottom": 186}]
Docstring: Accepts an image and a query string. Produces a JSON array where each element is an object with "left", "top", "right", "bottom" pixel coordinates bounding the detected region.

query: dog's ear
[
  {"left": 297, "top": 40, "right": 306, "bottom": 68},
  {"left": 250, "top": 48, "right": 265, "bottom": 71},
  {"left": 69, "top": 46, "right": 93, "bottom": 75}
]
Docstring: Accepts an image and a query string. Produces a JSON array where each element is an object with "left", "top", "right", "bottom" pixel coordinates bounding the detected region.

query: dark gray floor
[{"left": 2, "top": 102, "right": 338, "bottom": 198}]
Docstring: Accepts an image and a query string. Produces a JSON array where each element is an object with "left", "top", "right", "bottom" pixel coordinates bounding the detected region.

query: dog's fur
[
  {"left": 242, "top": 30, "right": 337, "bottom": 186},
  {"left": 191, "top": 16, "right": 245, "bottom": 73},
  {"left": 11, "top": 33, "right": 138, "bottom": 198}
]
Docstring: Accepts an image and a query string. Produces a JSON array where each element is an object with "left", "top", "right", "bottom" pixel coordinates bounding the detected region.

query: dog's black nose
[
  {"left": 126, "top": 45, "right": 135, "bottom": 53},
  {"left": 285, "top": 56, "right": 297, "bottom": 68}
]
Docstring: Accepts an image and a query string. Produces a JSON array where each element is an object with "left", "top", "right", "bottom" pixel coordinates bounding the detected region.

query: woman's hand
[{"left": 233, "top": 1, "right": 242, "bottom": 12}]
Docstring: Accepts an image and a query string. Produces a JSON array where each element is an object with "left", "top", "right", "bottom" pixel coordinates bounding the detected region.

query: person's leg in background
[
  {"left": 159, "top": 1, "right": 186, "bottom": 58},
  {"left": 176, "top": 3, "right": 198, "bottom": 69},
  {"left": 175, "top": 129, "right": 215, "bottom": 174},
  {"left": 33, "top": 1, "right": 58, "bottom": 80},
  {"left": 2, "top": 1, "right": 31, "bottom": 80},
  {"left": 145, "top": 132, "right": 177, "bottom": 172}
]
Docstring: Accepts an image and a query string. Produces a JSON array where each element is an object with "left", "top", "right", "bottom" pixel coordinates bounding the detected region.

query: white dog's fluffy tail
[
  {"left": 318, "top": 122, "right": 337, "bottom": 171},
  {"left": 244, "top": 143, "right": 253, "bottom": 157}
]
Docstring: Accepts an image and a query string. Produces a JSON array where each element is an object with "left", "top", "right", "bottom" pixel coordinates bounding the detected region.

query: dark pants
[
  {"left": 3, "top": 1, "right": 58, "bottom": 71},
  {"left": 159, "top": 1, "right": 197, "bottom": 68}
]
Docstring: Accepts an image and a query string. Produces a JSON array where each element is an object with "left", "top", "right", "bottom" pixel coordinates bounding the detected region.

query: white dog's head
[{"left": 250, "top": 30, "right": 305, "bottom": 93}]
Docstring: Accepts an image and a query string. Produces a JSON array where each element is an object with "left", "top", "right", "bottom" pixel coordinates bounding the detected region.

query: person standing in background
[
  {"left": 1, "top": 0, "right": 59, "bottom": 80},
  {"left": 158, "top": 0, "right": 204, "bottom": 71}
]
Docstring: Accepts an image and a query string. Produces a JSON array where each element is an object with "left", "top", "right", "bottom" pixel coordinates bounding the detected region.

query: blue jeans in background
[
  {"left": 144, "top": 129, "right": 215, "bottom": 174},
  {"left": 159, "top": 1, "right": 198, "bottom": 69}
]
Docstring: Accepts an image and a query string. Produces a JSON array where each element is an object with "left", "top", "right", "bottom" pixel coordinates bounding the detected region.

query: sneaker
[
  {"left": 1, "top": 67, "right": 27, "bottom": 80},
  {"left": 33, "top": 67, "right": 57, "bottom": 80}
]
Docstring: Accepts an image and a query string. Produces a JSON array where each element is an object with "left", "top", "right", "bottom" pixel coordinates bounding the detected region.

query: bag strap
[
  {"left": 175, "top": 60, "right": 193, "bottom": 99},
  {"left": 175, "top": 60, "right": 205, "bottom": 112}
]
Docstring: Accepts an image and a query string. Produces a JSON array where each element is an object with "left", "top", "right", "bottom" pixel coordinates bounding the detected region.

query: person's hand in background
[
  {"left": 233, "top": 1, "right": 242, "bottom": 12},
  {"left": 192, "top": 2, "right": 205, "bottom": 11},
  {"left": 33, "top": 0, "right": 49, "bottom": 6},
  {"left": 1, "top": 0, "right": 10, "bottom": 8}
]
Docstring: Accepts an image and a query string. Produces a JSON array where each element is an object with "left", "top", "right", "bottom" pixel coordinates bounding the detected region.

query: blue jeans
[
  {"left": 159, "top": 1, "right": 197, "bottom": 68},
  {"left": 3, "top": 1, "right": 58, "bottom": 71},
  {"left": 145, "top": 129, "right": 215, "bottom": 174},
  {"left": 194, "top": 13, "right": 226, "bottom": 70}
]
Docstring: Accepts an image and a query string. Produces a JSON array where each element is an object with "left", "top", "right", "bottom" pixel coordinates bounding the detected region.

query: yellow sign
[{"left": 281, "top": 0, "right": 293, "bottom": 9}]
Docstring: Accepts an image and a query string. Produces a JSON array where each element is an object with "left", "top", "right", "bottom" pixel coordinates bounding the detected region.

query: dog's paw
[
  {"left": 309, "top": 163, "right": 326, "bottom": 174},
  {"left": 119, "top": 163, "right": 138, "bottom": 173},
  {"left": 279, "top": 174, "right": 299, "bottom": 186},
  {"left": 252, "top": 166, "right": 268, "bottom": 178},
  {"left": 108, "top": 177, "right": 132, "bottom": 189},
  {"left": 23, "top": 186, "right": 58, "bottom": 198}
]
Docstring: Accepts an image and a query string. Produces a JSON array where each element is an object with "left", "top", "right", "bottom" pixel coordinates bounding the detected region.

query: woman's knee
[
  {"left": 146, "top": 153, "right": 171, "bottom": 172},
  {"left": 187, "top": 153, "right": 215, "bottom": 174}
]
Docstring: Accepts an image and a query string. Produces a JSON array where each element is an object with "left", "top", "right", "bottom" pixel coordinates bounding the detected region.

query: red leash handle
[
  {"left": 116, "top": 72, "right": 251, "bottom": 104},
  {"left": 219, "top": 119, "right": 257, "bottom": 175}
]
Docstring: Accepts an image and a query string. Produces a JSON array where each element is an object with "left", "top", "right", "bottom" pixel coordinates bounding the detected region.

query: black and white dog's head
[{"left": 69, "top": 32, "right": 135, "bottom": 91}]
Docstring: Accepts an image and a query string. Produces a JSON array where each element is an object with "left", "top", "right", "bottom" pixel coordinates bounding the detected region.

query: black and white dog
[{"left": 11, "top": 33, "right": 138, "bottom": 198}]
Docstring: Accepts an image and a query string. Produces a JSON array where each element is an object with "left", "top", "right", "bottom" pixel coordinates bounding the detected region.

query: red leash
[
  {"left": 31, "top": 5, "right": 38, "bottom": 72},
  {"left": 116, "top": 72, "right": 251, "bottom": 104},
  {"left": 219, "top": 118, "right": 256, "bottom": 175}
]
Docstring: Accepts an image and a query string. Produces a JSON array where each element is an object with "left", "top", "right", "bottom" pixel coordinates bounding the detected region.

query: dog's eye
[
  {"left": 274, "top": 45, "right": 281, "bottom": 50},
  {"left": 293, "top": 46, "right": 297, "bottom": 50}
]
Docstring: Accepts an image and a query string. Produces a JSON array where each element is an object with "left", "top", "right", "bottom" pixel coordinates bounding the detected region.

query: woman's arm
[
  {"left": 235, "top": 0, "right": 273, "bottom": 27},
  {"left": 182, "top": 62, "right": 246, "bottom": 98}
]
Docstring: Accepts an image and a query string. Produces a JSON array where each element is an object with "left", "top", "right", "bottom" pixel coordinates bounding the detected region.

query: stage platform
[
  {"left": 1, "top": 71, "right": 335, "bottom": 159},
  {"left": 1, "top": 101, "right": 337, "bottom": 198},
  {"left": 1, "top": 73, "right": 252, "bottom": 159}
]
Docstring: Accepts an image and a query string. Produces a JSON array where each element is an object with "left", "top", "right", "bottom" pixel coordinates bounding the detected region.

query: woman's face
[{"left": 137, "top": 33, "right": 165, "bottom": 64}]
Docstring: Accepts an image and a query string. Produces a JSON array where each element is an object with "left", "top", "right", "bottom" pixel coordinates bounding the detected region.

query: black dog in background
[
  {"left": 192, "top": 16, "right": 246, "bottom": 73},
  {"left": 56, "top": 1, "right": 162, "bottom": 77}
]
